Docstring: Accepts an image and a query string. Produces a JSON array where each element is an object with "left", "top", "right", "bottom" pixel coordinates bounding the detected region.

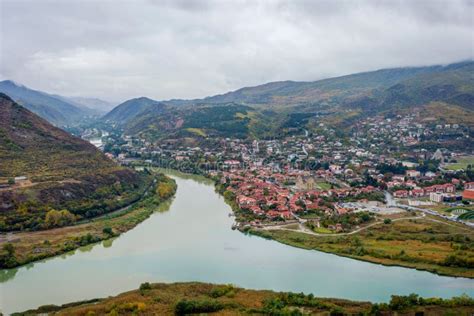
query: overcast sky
[{"left": 1, "top": 0, "right": 473, "bottom": 103}]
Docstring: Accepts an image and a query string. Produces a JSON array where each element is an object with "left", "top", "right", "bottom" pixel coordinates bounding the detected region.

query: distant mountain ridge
[
  {"left": 0, "top": 80, "right": 94, "bottom": 126},
  {"left": 165, "top": 61, "right": 473, "bottom": 109},
  {"left": 106, "top": 60, "right": 473, "bottom": 139},
  {"left": 61, "top": 96, "right": 115, "bottom": 114}
]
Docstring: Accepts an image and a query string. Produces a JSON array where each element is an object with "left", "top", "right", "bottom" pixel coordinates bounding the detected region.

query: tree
[
  {"left": 157, "top": 182, "right": 174, "bottom": 199},
  {"left": 7, "top": 178, "right": 14, "bottom": 185},
  {"left": 3, "top": 243, "right": 14, "bottom": 256},
  {"left": 384, "top": 218, "right": 392, "bottom": 224},
  {"left": 44, "top": 209, "right": 76, "bottom": 228},
  {"left": 102, "top": 227, "right": 113, "bottom": 236}
]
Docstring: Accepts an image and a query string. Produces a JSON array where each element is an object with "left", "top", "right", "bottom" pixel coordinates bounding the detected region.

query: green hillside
[
  {"left": 106, "top": 61, "right": 474, "bottom": 140},
  {"left": 102, "top": 97, "right": 166, "bottom": 125}
]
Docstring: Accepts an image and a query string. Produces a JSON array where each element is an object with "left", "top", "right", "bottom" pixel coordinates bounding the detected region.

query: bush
[
  {"left": 175, "top": 299, "right": 224, "bottom": 315},
  {"left": 384, "top": 218, "right": 392, "bottom": 224},
  {"left": 44, "top": 209, "right": 76, "bottom": 228},
  {"left": 139, "top": 282, "right": 152, "bottom": 291},
  {"left": 389, "top": 293, "right": 419, "bottom": 310},
  {"left": 102, "top": 227, "right": 113, "bottom": 236},
  {"left": 209, "top": 285, "right": 235, "bottom": 298}
]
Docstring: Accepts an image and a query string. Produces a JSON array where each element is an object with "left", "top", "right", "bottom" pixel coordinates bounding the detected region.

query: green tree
[{"left": 3, "top": 243, "right": 15, "bottom": 256}]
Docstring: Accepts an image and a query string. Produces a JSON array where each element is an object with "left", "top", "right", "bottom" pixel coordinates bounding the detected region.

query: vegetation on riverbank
[
  {"left": 14, "top": 282, "right": 474, "bottom": 315},
  {"left": 0, "top": 94, "right": 154, "bottom": 232},
  {"left": 251, "top": 216, "right": 474, "bottom": 278},
  {"left": 0, "top": 174, "right": 176, "bottom": 269}
]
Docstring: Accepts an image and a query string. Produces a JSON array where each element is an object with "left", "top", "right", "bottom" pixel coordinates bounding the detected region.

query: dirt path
[{"left": 260, "top": 214, "right": 427, "bottom": 236}]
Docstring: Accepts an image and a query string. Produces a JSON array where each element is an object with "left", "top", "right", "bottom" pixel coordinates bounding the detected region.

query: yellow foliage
[
  {"left": 157, "top": 182, "right": 174, "bottom": 199},
  {"left": 44, "top": 209, "right": 76, "bottom": 228}
]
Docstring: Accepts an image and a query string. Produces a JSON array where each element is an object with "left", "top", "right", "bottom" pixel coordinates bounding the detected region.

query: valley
[
  {"left": 1, "top": 171, "right": 472, "bottom": 315},
  {"left": 1, "top": 61, "right": 473, "bottom": 314}
]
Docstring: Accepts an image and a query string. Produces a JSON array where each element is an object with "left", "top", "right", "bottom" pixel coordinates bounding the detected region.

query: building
[
  {"left": 393, "top": 190, "right": 408, "bottom": 198},
  {"left": 430, "top": 192, "right": 443, "bottom": 203},
  {"left": 406, "top": 170, "right": 421, "bottom": 178},
  {"left": 465, "top": 182, "right": 474, "bottom": 190},
  {"left": 462, "top": 190, "right": 474, "bottom": 200}
]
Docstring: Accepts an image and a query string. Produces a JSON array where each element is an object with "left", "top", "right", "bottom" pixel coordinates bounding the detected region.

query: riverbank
[
  {"left": 214, "top": 181, "right": 474, "bottom": 278},
  {"left": 15, "top": 282, "right": 474, "bottom": 315},
  {"left": 249, "top": 215, "right": 474, "bottom": 278},
  {"left": 0, "top": 173, "right": 176, "bottom": 269}
]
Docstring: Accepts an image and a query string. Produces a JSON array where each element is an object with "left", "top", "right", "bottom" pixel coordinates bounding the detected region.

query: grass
[
  {"left": 445, "top": 156, "right": 474, "bottom": 170},
  {"left": 421, "top": 102, "right": 474, "bottom": 126},
  {"left": 14, "top": 282, "right": 474, "bottom": 316},
  {"left": 0, "top": 175, "right": 176, "bottom": 268},
  {"left": 316, "top": 181, "right": 332, "bottom": 190},
  {"left": 251, "top": 216, "right": 474, "bottom": 278},
  {"left": 313, "top": 227, "right": 334, "bottom": 234},
  {"left": 185, "top": 127, "right": 207, "bottom": 137}
]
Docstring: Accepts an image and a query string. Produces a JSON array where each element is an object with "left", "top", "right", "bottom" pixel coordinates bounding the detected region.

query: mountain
[
  {"left": 0, "top": 80, "right": 92, "bottom": 126},
  {"left": 61, "top": 96, "right": 115, "bottom": 114},
  {"left": 0, "top": 93, "right": 152, "bottom": 231},
  {"left": 167, "top": 61, "right": 473, "bottom": 110},
  {"left": 124, "top": 61, "right": 473, "bottom": 139},
  {"left": 102, "top": 97, "right": 166, "bottom": 125}
]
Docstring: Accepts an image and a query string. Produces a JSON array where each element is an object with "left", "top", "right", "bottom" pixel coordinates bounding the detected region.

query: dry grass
[{"left": 252, "top": 216, "right": 474, "bottom": 278}]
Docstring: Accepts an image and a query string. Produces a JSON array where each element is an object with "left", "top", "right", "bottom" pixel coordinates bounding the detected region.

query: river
[{"left": 0, "top": 170, "right": 472, "bottom": 314}]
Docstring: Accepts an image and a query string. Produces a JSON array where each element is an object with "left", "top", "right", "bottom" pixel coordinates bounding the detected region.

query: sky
[{"left": 0, "top": 0, "right": 473, "bottom": 103}]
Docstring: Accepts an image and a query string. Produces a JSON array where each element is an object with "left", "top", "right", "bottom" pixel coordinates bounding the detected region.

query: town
[{"left": 79, "top": 112, "right": 474, "bottom": 235}]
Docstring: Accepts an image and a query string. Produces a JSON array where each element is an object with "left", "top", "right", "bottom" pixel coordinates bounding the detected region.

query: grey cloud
[{"left": 0, "top": 0, "right": 473, "bottom": 103}]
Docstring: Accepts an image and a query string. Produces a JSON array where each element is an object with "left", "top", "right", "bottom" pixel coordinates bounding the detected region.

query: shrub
[
  {"left": 175, "top": 299, "right": 224, "bottom": 315},
  {"left": 384, "top": 218, "right": 392, "bottom": 224},
  {"left": 44, "top": 209, "right": 76, "bottom": 228},
  {"left": 139, "top": 282, "right": 152, "bottom": 291},
  {"left": 102, "top": 227, "right": 113, "bottom": 236},
  {"left": 209, "top": 285, "right": 235, "bottom": 298}
]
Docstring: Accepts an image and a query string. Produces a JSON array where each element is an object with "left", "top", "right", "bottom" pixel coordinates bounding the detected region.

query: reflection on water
[
  {"left": 0, "top": 269, "right": 17, "bottom": 283},
  {"left": 0, "top": 170, "right": 473, "bottom": 315}
]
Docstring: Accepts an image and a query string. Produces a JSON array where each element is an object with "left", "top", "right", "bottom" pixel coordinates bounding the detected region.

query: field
[
  {"left": 0, "top": 175, "right": 176, "bottom": 268},
  {"left": 316, "top": 181, "right": 332, "bottom": 190},
  {"left": 185, "top": 127, "right": 207, "bottom": 137},
  {"left": 15, "top": 282, "right": 474, "bottom": 316},
  {"left": 252, "top": 215, "right": 474, "bottom": 278},
  {"left": 444, "top": 156, "right": 474, "bottom": 170}
]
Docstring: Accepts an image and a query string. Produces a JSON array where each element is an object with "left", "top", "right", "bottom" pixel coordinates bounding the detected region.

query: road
[
  {"left": 260, "top": 214, "right": 426, "bottom": 236},
  {"left": 384, "top": 191, "right": 474, "bottom": 228}
]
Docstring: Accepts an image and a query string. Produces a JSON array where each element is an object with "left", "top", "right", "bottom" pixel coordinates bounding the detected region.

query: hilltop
[
  {"left": 0, "top": 94, "right": 152, "bottom": 232},
  {"left": 102, "top": 97, "right": 166, "bottom": 125}
]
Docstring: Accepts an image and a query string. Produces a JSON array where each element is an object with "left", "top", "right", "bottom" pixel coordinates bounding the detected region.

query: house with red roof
[
  {"left": 462, "top": 190, "right": 474, "bottom": 200},
  {"left": 393, "top": 190, "right": 408, "bottom": 198}
]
